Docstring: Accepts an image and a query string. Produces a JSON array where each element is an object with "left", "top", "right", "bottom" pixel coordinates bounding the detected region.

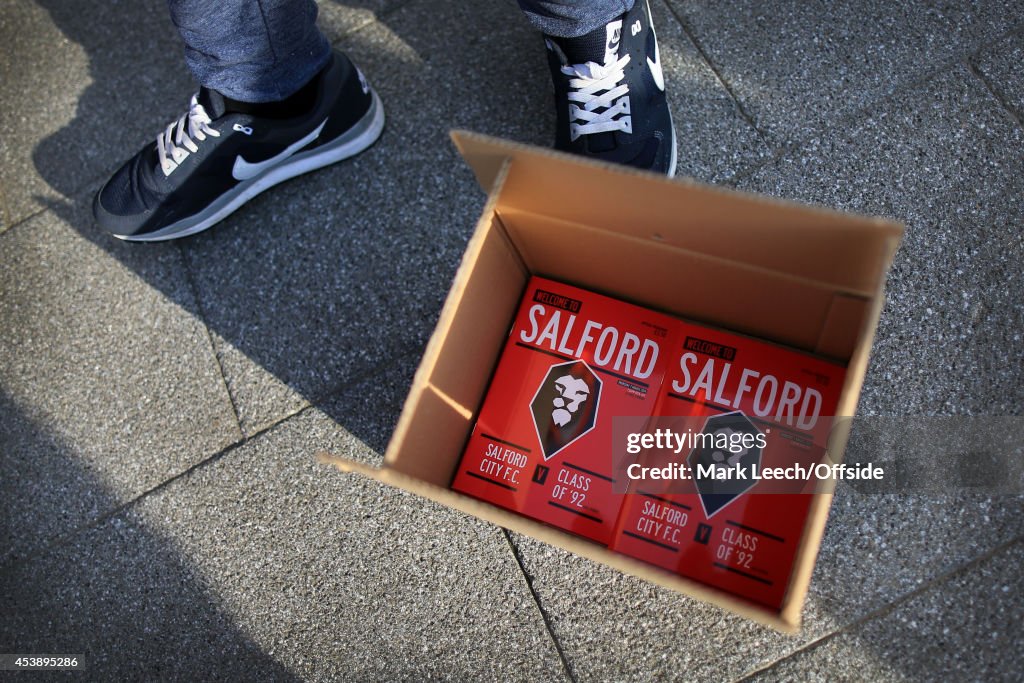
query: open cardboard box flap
[
  {"left": 319, "top": 131, "right": 904, "bottom": 631},
  {"left": 453, "top": 131, "right": 901, "bottom": 296}
]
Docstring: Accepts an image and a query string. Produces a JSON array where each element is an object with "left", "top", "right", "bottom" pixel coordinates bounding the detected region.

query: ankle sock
[{"left": 198, "top": 61, "right": 326, "bottom": 120}]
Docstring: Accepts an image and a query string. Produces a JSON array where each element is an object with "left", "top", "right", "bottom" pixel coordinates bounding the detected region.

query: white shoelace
[
  {"left": 563, "top": 54, "right": 632, "bottom": 141},
  {"left": 156, "top": 95, "right": 221, "bottom": 176}
]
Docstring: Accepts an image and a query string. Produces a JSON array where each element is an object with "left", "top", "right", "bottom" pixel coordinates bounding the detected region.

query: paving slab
[
  {"left": 973, "top": 29, "right": 1024, "bottom": 122},
  {"left": 0, "top": 203, "right": 240, "bottom": 569},
  {"left": 0, "top": 0, "right": 195, "bottom": 233},
  {"left": 739, "top": 51, "right": 1024, "bottom": 643},
  {"left": 0, "top": 402, "right": 568, "bottom": 681},
  {"left": 750, "top": 540, "right": 1024, "bottom": 682},
  {"left": 924, "top": 1, "right": 1024, "bottom": 63},
  {"left": 665, "top": 0, "right": 1024, "bottom": 149},
  {"left": 510, "top": 531, "right": 821, "bottom": 683},
  {"left": 808, "top": 487, "right": 1022, "bottom": 625},
  {"left": 315, "top": 0, "right": 402, "bottom": 45},
  {"left": 739, "top": 65, "right": 1024, "bottom": 416},
  {"left": 653, "top": 0, "right": 773, "bottom": 181},
  {"left": 313, "top": 347, "right": 421, "bottom": 461}
]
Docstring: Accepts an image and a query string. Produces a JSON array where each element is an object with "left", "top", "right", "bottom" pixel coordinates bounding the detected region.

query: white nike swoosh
[
  {"left": 232, "top": 119, "right": 328, "bottom": 181},
  {"left": 648, "top": 33, "right": 665, "bottom": 92}
]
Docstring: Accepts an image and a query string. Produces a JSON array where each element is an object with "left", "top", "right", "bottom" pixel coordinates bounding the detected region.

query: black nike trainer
[
  {"left": 544, "top": 0, "right": 676, "bottom": 176},
  {"left": 94, "top": 50, "right": 384, "bottom": 241}
]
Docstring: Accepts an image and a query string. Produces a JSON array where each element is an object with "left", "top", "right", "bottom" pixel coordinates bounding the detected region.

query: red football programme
[
  {"left": 609, "top": 321, "right": 846, "bottom": 609},
  {"left": 451, "top": 277, "right": 675, "bottom": 544}
]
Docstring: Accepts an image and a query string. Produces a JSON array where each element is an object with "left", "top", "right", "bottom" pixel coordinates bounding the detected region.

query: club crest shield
[
  {"left": 687, "top": 411, "right": 764, "bottom": 518},
  {"left": 530, "top": 360, "right": 602, "bottom": 460}
]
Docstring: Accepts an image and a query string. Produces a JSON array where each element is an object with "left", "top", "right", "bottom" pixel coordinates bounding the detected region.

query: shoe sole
[
  {"left": 666, "top": 110, "right": 678, "bottom": 179},
  {"left": 117, "top": 90, "right": 385, "bottom": 242}
]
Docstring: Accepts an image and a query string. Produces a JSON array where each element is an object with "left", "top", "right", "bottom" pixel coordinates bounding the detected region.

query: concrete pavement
[{"left": 1, "top": 0, "right": 1022, "bottom": 679}]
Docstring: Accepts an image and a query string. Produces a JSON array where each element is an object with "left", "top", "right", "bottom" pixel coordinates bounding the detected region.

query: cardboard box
[
  {"left": 319, "top": 131, "right": 903, "bottom": 631},
  {"left": 609, "top": 319, "right": 847, "bottom": 610},
  {"left": 451, "top": 277, "right": 675, "bottom": 544}
]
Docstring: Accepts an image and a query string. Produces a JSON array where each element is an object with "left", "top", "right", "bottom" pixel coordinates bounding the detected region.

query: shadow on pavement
[{"left": 0, "top": 389, "right": 301, "bottom": 679}]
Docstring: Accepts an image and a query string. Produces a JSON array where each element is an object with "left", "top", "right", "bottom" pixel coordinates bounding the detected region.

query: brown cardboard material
[{"left": 319, "top": 131, "right": 903, "bottom": 632}]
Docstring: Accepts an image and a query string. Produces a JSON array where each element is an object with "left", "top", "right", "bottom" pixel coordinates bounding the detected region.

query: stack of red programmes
[{"left": 452, "top": 276, "right": 845, "bottom": 610}]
